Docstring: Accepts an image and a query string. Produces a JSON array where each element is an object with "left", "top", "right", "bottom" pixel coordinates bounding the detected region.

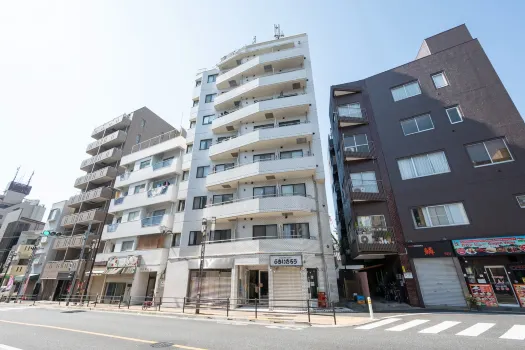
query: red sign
[
  {"left": 513, "top": 284, "right": 525, "bottom": 307},
  {"left": 469, "top": 284, "right": 498, "bottom": 307}
]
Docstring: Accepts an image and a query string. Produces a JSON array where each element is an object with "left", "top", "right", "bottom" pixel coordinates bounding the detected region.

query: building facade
[
  {"left": 164, "top": 33, "right": 339, "bottom": 306},
  {"left": 330, "top": 25, "right": 525, "bottom": 308}
]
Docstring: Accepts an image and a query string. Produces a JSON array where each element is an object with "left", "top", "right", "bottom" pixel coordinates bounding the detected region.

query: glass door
[{"left": 485, "top": 266, "right": 519, "bottom": 306}]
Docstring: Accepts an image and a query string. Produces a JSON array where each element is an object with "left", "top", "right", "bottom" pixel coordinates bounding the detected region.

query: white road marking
[
  {"left": 0, "top": 344, "right": 24, "bottom": 350},
  {"left": 0, "top": 307, "right": 33, "bottom": 312},
  {"left": 355, "top": 318, "right": 401, "bottom": 330},
  {"left": 419, "top": 321, "right": 461, "bottom": 334},
  {"left": 382, "top": 313, "right": 431, "bottom": 319},
  {"left": 386, "top": 319, "right": 429, "bottom": 332},
  {"left": 499, "top": 325, "right": 525, "bottom": 340},
  {"left": 265, "top": 325, "right": 304, "bottom": 331},
  {"left": 456, "top": 323, "right": 495, "bottom": 337}
]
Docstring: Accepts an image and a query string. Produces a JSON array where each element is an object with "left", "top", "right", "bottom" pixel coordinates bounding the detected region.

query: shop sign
[
  {"left": 452, "top": 236, "right": 525, "bottom": 256},
  {"left": 270, "top": 255, "right": 302, "bottom": 267},
  {"left": 513, "top": 284, "right": 525, "bottom": 307},
  {"left": 406, "top": 241, "right": 454, "bottom": 258},
  {"left": 469, "top": 284, "right": 498, "bottom": 307}
]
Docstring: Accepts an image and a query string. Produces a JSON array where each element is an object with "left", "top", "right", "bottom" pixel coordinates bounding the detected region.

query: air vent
[
  {"left": 226, "top": 126, "right": 235, "bottom": 131},
  {"left": 292, "top": 83, "right": 301, "bottom": 90},
  {"left": 264, "top": 64, "right": 273, "bottom": 73},
  {"left": 228, "top": 80, "right": 238, "bottom": 87},
  {"left": 234, "top": 101, "right": 241, "bottom": 107},
  {"left": 265, "top": 113, "right": 274, "bottom": 119},
  {"left": 222, "top": 184, "right": 232, "bottom": 189},
  {"left": 231, "top": 152, "right": 238, "bottom": 157},
  {"left": 266, "top": 175, "right": 276, "bottom": 180},
  {"left": 282, "top": 212, "right": 293, "bottom": 217},
  {"left": 296, "top": 138, "right": 307, "bottom": 144}
]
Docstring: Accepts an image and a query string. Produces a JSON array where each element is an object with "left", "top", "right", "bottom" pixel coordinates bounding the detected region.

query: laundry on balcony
[{"left": 147, "top": 185, "right": 169, "bottom": 198}]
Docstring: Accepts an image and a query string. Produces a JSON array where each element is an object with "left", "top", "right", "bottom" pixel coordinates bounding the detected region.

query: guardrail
[{"left": 209, "top": 151, "right": 313, "bottom": 175}]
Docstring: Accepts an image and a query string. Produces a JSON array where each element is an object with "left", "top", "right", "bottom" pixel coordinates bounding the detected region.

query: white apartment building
[
  {"left": 90, "top": 130, "right": 186, "bottom": 303},
  {"left": 164, "top": 33, "right": 339, "bottom": 306}
]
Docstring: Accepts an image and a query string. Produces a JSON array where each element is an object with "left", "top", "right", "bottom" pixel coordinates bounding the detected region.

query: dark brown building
[{"left": 329, "top": 25, "right": 525, "bottom": 309}]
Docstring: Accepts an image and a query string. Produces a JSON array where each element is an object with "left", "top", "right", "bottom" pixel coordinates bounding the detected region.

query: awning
[
  {"left": 14, "top": 274, "right": 39, "bottom": 282},
  {"left": 106, "top": 267, "right": 122, "bottom": 275},
  {"left": 358, "top": 264, "right": 384, "bottom": 272}
]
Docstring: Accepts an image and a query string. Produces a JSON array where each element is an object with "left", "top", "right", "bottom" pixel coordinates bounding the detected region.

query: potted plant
[{"left": 465, "top": 294, "right": 480, "bottom": 311}]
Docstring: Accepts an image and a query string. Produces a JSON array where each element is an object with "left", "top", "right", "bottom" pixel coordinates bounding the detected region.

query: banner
[
  {"left": 469, "top": 284, "right": 498, "bottom": 307},
  {"left": 452, "top": 236, "right": 525, "bottom": 256}
]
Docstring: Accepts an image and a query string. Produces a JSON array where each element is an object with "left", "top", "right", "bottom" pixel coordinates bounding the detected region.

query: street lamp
[{"left": 195, "top": 218, "right": 208, "bottom": 314}]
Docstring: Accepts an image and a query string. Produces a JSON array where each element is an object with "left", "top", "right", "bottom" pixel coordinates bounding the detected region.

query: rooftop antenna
[
  {"left": 274, "top": 24, "right": 284, "bottom": 40},
  {"left": 12, "top": 166, "right": 20, "bottom": 184},
  {"left": 252, "top": 36, "right": 256, "bottom": 44},
  {"left": 27, "top": 171, "right": 34, "bottom": 186}
]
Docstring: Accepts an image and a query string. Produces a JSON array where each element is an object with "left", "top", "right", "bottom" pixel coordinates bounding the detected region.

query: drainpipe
[{"left": 312, "top": 175, "right": 331, "bottom": 302}]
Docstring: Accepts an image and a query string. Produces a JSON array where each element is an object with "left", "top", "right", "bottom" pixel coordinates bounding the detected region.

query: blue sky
[{"left": 1, "top": 0, "right": 523, "bottom": 223}]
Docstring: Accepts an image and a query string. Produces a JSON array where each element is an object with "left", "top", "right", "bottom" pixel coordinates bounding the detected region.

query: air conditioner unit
[
  {"left": 359, "top": 234, "right": 374, "bottom": 244},
  {"left": 352, "top": 187, "right": 365, "bottom": 193}
]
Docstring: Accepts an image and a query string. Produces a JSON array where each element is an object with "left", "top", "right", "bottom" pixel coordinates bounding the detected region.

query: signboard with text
[
  {"left": 406, "top": 241, "right": 454, "bottom": 258},
  {"left": 452, "top": 236, "right": 525, "bottom": 256},
  {"left": 270, "top": 255, "right": 302, "bottom": 267}
]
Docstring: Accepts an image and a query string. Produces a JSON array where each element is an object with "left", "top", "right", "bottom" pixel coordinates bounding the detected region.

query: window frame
[
  {"left": 202, "top": 114, "right": 215, "bottom": 125},
  {"left": 282, "top": 223, "right": 310, "bottom": 239},
  {"left": 253, "top": 153, "right": 275, "bottom": 162},
  {"left": 192, "top": 196, "right": 207, "bottom": 210},
  {"left": 397, "top": 151, "right": 451, "bottom": 180},
  {"left": 127, "top": 211, "right": 140, "bottom": 222},
  {"left": 207, "top": 74, "right": 218, "bottom": 83},
  {"left": 445, "top": 106, "right": 464, "bottom": 124},
  {"left": 182, "top": 170, "right": 189, "bottom": 181},
  {"left": 252, "top": 224, "right": 278, "bottom": 240},
  {"left": 431, "top": 72, "right": 449, "bottom": 89},
  {"left": 253, "top": 123, "right": 275, "bottom": 130},
  {"left": 195, "top": 80, "right": 201, "bottom": 87},
  {"left": 253, "top": 186, "right": 277, "bottom": 198},
  {"left": 391, "top": 81, "right": 422, "bottom": 102},
  {"left": 400, "top": 113, "right": 434, "bottom": 136},
  {"left": 205, "top": 94, "right": 216, "bottom": 103},
  {"left": 209, "top": 229, "right": 231, "bottom": 243},
  {"left": 411, "top": 202, "right": 469, "bottom": 229},
  {"left": 196, "top": 166, "right": 210, "bottom": 178},
  {"left": 214, "top": 163, "right": 234, "bottom": 172},
  {"left": 133, "top": 184, "right": 146, "bottom": 194},
  {"left": 281, "top": 183, "right": 307, "bottom": 197},
  {"left": 199, "top": 139, "right": 212, "bottom": 150},
  {"left": 279, "top": 119, "right": 301, "bottom": 127},
  {"left": 212, "top": 194, "right": 234, "bottom": 205},
  {"left": 186, "top": 143, "right": 193, "bottom": 154},
  {"left": 337, "top": 103, "right": 362, "bottom": 118},
  {"left": 121, "top": 240, "right": 134, "bottom": 252},
  {"left": 343, "top": 133, "right": 369, "bottom": 152},
  {"left": 188, "top": 231, "right": 202, "bottom": 246},
  {"left": 516, "top": 195, "right": 525, "bottom": 208},
  {"left": 177, "top": 200, "right": 186, "bottom": 212},
  {"left": 172, "top": 233, "right": 181, "bottom": 247},
  {"left": 139, "top": 159, "right": 151, "bottom": 169},
  {"left": 189, "top": 120, "right": 196, "bottom": 129},
  {"left": 192, "top": 99, "right": 199, "bottom": 107},
  {"left": 280, "top": 149, "right": 304, "bottom": 159},
  {"left": 465, "top": 138, "right": 514, "bottom": 168}
]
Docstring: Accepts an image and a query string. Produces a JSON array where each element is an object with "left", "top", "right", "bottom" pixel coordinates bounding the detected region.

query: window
[
  {"left": 195, "top": 80, "right": 201, "bottom": 87},
  {"left": 207, "top": 74, "right": 218, "bottom": 83},
  {"left": 279, "top": 120, "right": 301, "bottom": 127},
  {"left": 281, "top": 183, "right": 306, "bottom": 197},
  {"left": 189, "top": 231, "right": 202, "bottom": 246},
  {"left": 209, "top": 230, "right": 231, "bottom": 243},
  {"left": 182, "top": 171, "right": 189, "bottom": 181},
  {"left": 343, "top": 134, "right": 369, "bottom": 152},
  {"left": 140, "top": 119, "right": 146, "bottom": 128},
  {"left": 205, "top": 94, "right": 216, "bottom": 103},
  {"left": 253, "top": 186, "right": 276, "bottom": 198},
  {"left": 127, "top": 211, "right": 140, "bottom": 222},
  {"left": 177, "top": 200, "right": 186, "bottom": 212},
  {"left": 337, "top": 103, "right": 362, "bottom": 118},
  {"left": 432, "top": 72, "right": 449, "bottom": 89},
  {"left": 48, "top": 208, "right": 59, "bottom": 221},
  {"left": 217, "top": 136, "right": 232, "bottom": 143},
  {"left": 254, "top": 153, "right": 274, "bottom": 162},
  {"left": 401, "top": 114, "right": 434, "bottom": 135},
  {"left": 192, "top": 196, "right": 207, "bottom": 209},
  {"left": 253, "top": 123, "right": 274, "bottom": 130},
  {"left": 172, "top": 233, "right": 181, "bottom": 247},
  {"left": 214, "top": 163, "right": 234, "bottom": 172},
  {"left": 280, "top": 150, "right": 303, "bottom": 159},
  {"left": 283, "top": 223, "right": 310, "bottom": 239},
  {"left": 391, "top": 81, "right": 421, "bottom": 101},
  {"left": 135, "top": 134, "right": 141, "bottom": 144},
  {"left": 253, "top": 224, "right": 277, "bottom": 239},
  {"left": 193, "top": 99, "right": 199, "bottom": 107},
  {"left": 516, "top": 195, "right": 525, "bottom": 208},
  {"left": 121, "top": 241, "right": 134, "bottom": 252},
  {"left": 350, "top": 172, "right": 378, "bottom": 193},
  {"left": 397, "top": 151, "right": 450, "bottom": 180},
  {"left": 466, "top": 138, "right": 513, "bottom": 167},
  {"left": 186, "top": 144, "right": 193, "bottom": 154},
  {"left": 203, "top": 115, "right": 215, "bottom": 125},
  {"left": 189, "top": 120, "right": 196, "bottom": 129},
  {"left": 196, "top": 166, "right": 210, "bottom": 178},
  {"left": 199, "top": 139, "right": 212, "bottom": 150},
  {"left": 445, "top": 106, "right": 463, "bottom": 124},
  {"left": 412, "top": 203, "right": 469, "bottom": 228},
  {"left": 212, "top": 194, "right": 234, "bottom": 205},
  {"left": 357, "top": 215, "right": 386, "bottom": 228},
  {"left": 140, "top": 160, "right": 151, "bottom": 169},
  {"left": 133, "top": 184, "right": 146, "bottom": 194},
  {"left": 152, "top": 209, "right": 166, "bottom": 217}
]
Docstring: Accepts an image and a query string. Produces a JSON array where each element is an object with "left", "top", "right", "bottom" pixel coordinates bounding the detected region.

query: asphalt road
[{"left": 0, "top": 304, "right": 524, "bottom": 349}]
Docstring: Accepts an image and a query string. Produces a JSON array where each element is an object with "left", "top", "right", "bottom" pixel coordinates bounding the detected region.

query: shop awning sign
[
  {"left": 406, "top": 241, "right": 454, "bottom": 258},
  {"left": 270, "top": 255, "right": 302, "bottom": 267},
  {"left": 452, "top": 236, "right": 525, "bottom": 256}
]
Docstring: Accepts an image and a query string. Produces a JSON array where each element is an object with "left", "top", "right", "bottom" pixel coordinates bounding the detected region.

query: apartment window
[
  {"left": 193, "top": 99, "right": 199, "bottom": 107},
  {"left": 140, "top": 159, "right": 151, "bottom": 169},
  {"left": 279, "top": 120, "right": 301, "bottom": 127},
  {"left": 195, "top": 80, "right": 201, "bottom": 87},
  {"left": 192, "top": 196, "right": 207, "bottom": 209},
  {"left": 283, "top": 223, "right": 310, "bottom": 239},
  {"left": 412, "top": 202, "right": 469, "bottom": 228},
  {"left": 172, "top": 233, "right": 181, "bottom": 247},
  {"left": 199, "top": 139, "right": 212, "bottom": 150},
  {"left": 48, "top": 208, "right": 59, "bottom": 221},
  {"left": 391, "top": 81, "right": 421, "bottom": 101},
  {"left": 337, "top": 103, "right": 362, "bottom": 118},
  {"left": 212, "top": 194, "right": 234, "bottom": 205},
  {"left": 516, "top": 195, "right": 525, "bottom": 208},
  {"left": 253, "top": 224, "right": 278, "bottom": 239},
  {"left": 281, "top": 183, "right": 306, "bottom": 197},
  {"left": 205, "top": 94, "right": 216, "bottom": 103},
  {"left": 127, "top": 211, "right": 140, "bottom": 222},
  {"left": 188, "top": 231, "right": 202, "bottom": 246},
  {"left": 350, "top": 172, "right": 378, "bottom": 193},
  {"left": 177, "top": 200, "right": 186, "bottom": 212},
  {"left": 357, "top": 215, "right": 386, "bottom": 228},
  {"left": 397, "top": 151, "right": 450, "bottom": 180},
  {"left": 133, "top": 184, "right": 146, "bottom": 194},
  {"left": 196, "top": 166, "right": 210, "bottom": 178},
  {"left": 135, "top": 134, "right": 141, "bottom": 144},
  {"left": 203, "top": 115, "right": 215, "bottom": 125},
  {"left": 140, "top": 119, "right": 146, "bottom": 128},
  {"left": 152, "top": 209, "right": 166, "bottom": 218},
  {"left": 445, "top": 106, "right": 463, "bottom": 124},
  {"left": 186, "top": 144, "right": 193, "bottom": 154},
  {"left": 210, "top": 230, "right": 231, "bottom": 242},
  {"left": 432, "top": 72, "right": 449, "bottom": 89},
  {"left": 280, "top": 150, "right": 303, "bottom": 159},
  {"left": 253, "top": 186, "right": 276, "bottom": 198},
  {"left": 121, "top": 241, "right": 134, "bottom": 252},
  {"left": 214, "top": 163, "right": 234, "bottom": 172},
  {"left": 253, "top": 153, "right": 274, "bottom": 162},
  {"left": 343, "top": 134, "right": 369, "bottom": 152},
  {"left": 182, "top": 171, "right": 189, "bottom": 181},
  {"left": 401, "top": 114, "right": 434, "bottom": 136},
  {"left": 253, "top": 123, "right": 274, "bottom": 130},
  {"left": 207, "top": 74, "right": 218, "bottom": 83},
  {"left": 189, "top": 120, "right": 196, "bottom": 129},
  {"left": 466, "top": 138, "right": 513, "bottom": 167}
]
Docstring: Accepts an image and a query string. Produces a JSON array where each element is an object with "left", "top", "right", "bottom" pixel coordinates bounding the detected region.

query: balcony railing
[
  {"left": 346, "top": 179, "right": 385, "bottom": 202},
  {"left": 209, "top": 151, "right": 312, "bottom": 175},
  {"left": 131, "top": 129, "right": 181, "bottom": 154},
  {"left": 342, "top": 140, "right": 376, "bottom": 161},
  {"left": 120, "top": 159, "right": 177, "bottom": 181},
  {"left": 334, "top": 108, "right": 368, "bottom": 127},
  {"left": 152, "top": 158, "right": 174, "bottom": 170},
  {"left": 141, "top": 214, "right": 165, "bottom": 227},
  {"left": 216, "top": 91, "right": 307, "bottom": 118},
  {"left": 91, "top": 114, "right": 130, "bottom": 139},
  {"left": 352, "top": 226, "right": 397, "bottom": 253}
]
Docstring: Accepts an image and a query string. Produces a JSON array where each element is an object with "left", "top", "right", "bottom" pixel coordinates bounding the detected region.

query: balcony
[
  {"left": 116, "top": 158, "right": 181, "bottom": 188},
  {"left": 206, "top": 155, "right": 316, "bottom": 191},
  {"left": 203, "top": 194, "right": 316, "bottom": 222},
  {"left": 335, "top": 108, "right": 368, "bottom": 127},
  {"left": 41, "top": 260, "right": 86, "bottom": 280},
  {"left": 216, "top": 48, "right": 305, "bottom": 89},
  {"left": 60, "top": 209, "right": 109, "bottom": 228},
  {"left": 346, "top": 180, "right": 386, "bottom": 202},
  {"left": 74, "top": 166, "right": 118, "bottom": 190},
  {"left": 15, "top": 245, "right": 34, "bottom": 259},
  {"left": 102, "top": 214, "right": 174, "bottom": 240},
  {"left": 217, "top": 40, "right": 296, "bottom": 70},
  {"left": 214, "top": 69, "right": 307, "bottom": 110},
  {"left": 95, "top": 248, "right": 168, "bottom": 272},
  {"left": 128, "top": 129, "right": 184, "bottom": 156},
  {"left": 68, "top": 187, "right": 113, "bottom": 208},
  {"left": 350, "top": 227, "right": 397, "bottom": 259},
  {"left": 53, "top": 235, "right": 84, "bottom": 250},
  {"left": 5, "top": 265, "right": 27, "bottom": 276},
  {"left": 209, "top": 122, "right": 314, "bottom": 160},
  {"left": 109, "top": 185, "right": 176, "bottom": 213},
  {"left": 342, "top": 141, "right": 376, "bottom": 162},
  {"left": 91, "top": 114, "right": 131, "bottom": 140},
  {"left": 86, "top": 130, "right": 127, "bottom": 155},
  {"left": 80, "top": 147, "right": 122, "bottom": 172}
]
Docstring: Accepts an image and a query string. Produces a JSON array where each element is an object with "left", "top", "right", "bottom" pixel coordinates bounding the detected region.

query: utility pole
[
  {"left": 65, "top": 223, "right": 92, "bottom": 306},
  {"left": 195, "top": 217, "right": 215, "bottom": 314},
  {"left": 15, "top": 237, "right": 41, "bottom": 302}
]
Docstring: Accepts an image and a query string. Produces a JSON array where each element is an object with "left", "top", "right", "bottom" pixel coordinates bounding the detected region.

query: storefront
[
  {"left": 270, "top": 255, "right": 305, "bottom": 307},
  {"left": 187, "top": 269, "right": 231, "bottom": 300},
  {"left": 453, "top": 235, "right": 525, "bottom": 308}
]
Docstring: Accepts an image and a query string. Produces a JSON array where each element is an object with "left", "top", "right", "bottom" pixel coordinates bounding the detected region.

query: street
[{"left": 0, "top": 304, "right": 524, "bottom": 349}]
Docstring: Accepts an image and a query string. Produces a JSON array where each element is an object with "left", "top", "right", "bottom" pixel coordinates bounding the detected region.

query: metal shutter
[
  {"left": 413, "top": 258, "right": 466, "bottom": 307},
  {"left": 272, "top": 267, "right": 303, "bottom": 308},
  {"left": 188, "top": 270, "right": 231, "bottom": 300}
]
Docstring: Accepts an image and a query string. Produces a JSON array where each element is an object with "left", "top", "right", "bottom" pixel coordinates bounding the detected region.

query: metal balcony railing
[
  {"left": 152, "top": 158, "right": 174, "bottom": 170},
  {"left": 141, "top": 214, "right": 165, "bottom": 227},
  {"left": 342, "top": 140, "right": 376, "bottom": 161},
  {"left": 120, "top": 159, "right": 177, "bottom": 181},
  {"left": 351, "top": 226, "right": 397, "bottom": 253},
  {"left": 333, "top": 108, "right": 368, "bottom": 127},
  {"left": 212, "top": 121, "right": 310, "bottom": 145},
  {"left": 345, "top": 179, "right": 385, "bottom": 202},
  {"left": 209, "top": 151, "right": 313, "bottom": 175},
  {"left": 205, "top": 193, "right": 312, "bottom": 207},
  {"left": 130, "top": 129, "right": 181, "bottom": 154}
]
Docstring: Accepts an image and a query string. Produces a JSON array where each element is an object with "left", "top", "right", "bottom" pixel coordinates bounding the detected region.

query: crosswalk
[
  {"left": 355, "top": 318, "right": 525, "bottom": 341},
  {"left": 0, "top": 345, "right": 24, "bottom": 350}
]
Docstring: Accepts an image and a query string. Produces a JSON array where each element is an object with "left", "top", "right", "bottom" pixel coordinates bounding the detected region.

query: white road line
[
  {"left": 0, "top": 307, "right": 33, "bottom": 312},
  {"left": 386, "top": 319, "right": 430, "bottom": 332},
  {"left": 456, "top": 323, "right": 495, "bottom": 337},
  {"left": 419, "top": 321, "right": 461, "bottom": 334},
  {"left": 499, "top": 325, "right": 525, "bottom": 340},
  {"left": 0, "top": 344, "right": 24, "bottom": 350},
  {"left": 355, "top": 318, "right": 401, "bottom": 330}
]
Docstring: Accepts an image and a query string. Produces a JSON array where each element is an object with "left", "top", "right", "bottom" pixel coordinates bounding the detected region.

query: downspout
[{"left": 312, "top": 175, "right": 331, "bottom": 302}]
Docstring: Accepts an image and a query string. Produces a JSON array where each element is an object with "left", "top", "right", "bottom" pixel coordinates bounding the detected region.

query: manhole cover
[
  {"left": 61, "top": 310, "right": 86, "bottom": 314},
  {"left": 151, "top": 342, "right": 174, "bottom": 348}
]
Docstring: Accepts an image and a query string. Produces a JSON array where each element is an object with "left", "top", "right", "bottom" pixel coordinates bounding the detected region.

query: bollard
[
  {"left": 226, "top": 298, "right": 230, "bottom": 317},
  {"left": 367, "top": 297, "right": 374, "bottom": 320},
  {"left": 158, "top": 297, "right": 162, "bottom": 311},
  {"left": 118, "top": 295, "right": 123, "bottom": 309},
  {"left": 182, "top": 297, "right": 186, "bottom": 313},
  {"left": 332, "top": 302, "right": 337, "bottom": 325},
  {"left": 307, "top": 300, "right": 311, "bottom": 323},
  {"left": 94, "top": 294, "right": 98, "bottom": 307},
  {"left": 255, "top": 298, "right": 258, "bottom": 319},
  {"left": 128, "top": 296, "right": 131, "bottom": 309}
]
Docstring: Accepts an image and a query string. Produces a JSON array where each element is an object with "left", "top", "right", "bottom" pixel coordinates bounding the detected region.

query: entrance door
[
  {"left": 259, "top": 271, "right": 268, "bottom": 300},
  {"left": 485, "top": 266, "right": 519, "bottom": 306},
  {"left": 145, "top": 274, "right": 156, "bottom": 301},
  {"left": 307, "top": 269, "right": 318, "bottom": 299}
]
